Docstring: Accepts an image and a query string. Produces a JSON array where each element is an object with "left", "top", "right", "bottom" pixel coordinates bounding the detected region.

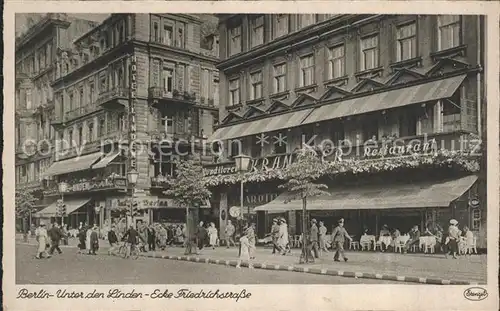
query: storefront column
[
  {"left": 219, "top": 192, "right": 228, "bottom": 240},
  {"left": 288, "top": 211, "right": 296, "bottom": 235}
]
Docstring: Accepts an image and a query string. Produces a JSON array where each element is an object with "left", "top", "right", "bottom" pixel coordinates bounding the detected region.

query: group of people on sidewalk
[{"left": 301, "top": 218, "right": 352, "bottom": 263}]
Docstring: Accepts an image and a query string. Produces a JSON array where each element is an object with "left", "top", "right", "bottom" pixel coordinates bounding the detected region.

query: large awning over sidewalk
[
  {"left": 34, "top": 198, "right": 91, "bottom": 218},
  {"left": 43, "top": 152, "right": 103, "bottom": 177},
  {"left": 92, "top": 151, "right": 121, "bottom": 169},
  {"left": 254, "top": 175, "right": 478, "bottom": 212}
]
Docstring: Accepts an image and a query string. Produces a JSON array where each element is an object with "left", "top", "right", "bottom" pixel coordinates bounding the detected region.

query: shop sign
[
  {"left": 362, "top": 138, "right": 438, "bottom": 158},
  {"left": 245, "top": 193, "right": 279, "bottom": 206},
  {"left": 115, "top": 197, "right": 174, "bottom": 209},
  {"left": 128, "top": 55, "right": 138, "bottom": 171},
  {"left": 203, "top": 154, "right": 295, "bottom": 176},
  {"left": 469, "top": 197, "right": 480, "bottom": 208}
]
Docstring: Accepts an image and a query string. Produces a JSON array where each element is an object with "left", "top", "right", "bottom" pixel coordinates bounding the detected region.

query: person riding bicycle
[{"left": 121, "top": 225, "right": 145, "bottom": 258}]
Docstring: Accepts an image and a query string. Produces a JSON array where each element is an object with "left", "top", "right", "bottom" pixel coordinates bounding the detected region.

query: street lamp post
[
  {"left": 234, "top": 154, "right": 251, "bottom": 228},
  {"left": 127, "top": 169, "right": 139, "bottom": 228},
  {"left": 58, "top": 182, "right": 69, "bottom": 226}
]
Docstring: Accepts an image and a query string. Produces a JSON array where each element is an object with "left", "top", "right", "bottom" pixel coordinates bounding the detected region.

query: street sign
[
  {"left": 469, "top": 197, "right": 480, "bottom": 208},
  {"left": 229, "top": 206, "right": 241, "bottom": 218}
]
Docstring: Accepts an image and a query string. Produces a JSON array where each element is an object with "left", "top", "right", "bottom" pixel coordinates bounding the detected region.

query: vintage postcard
[{"left": 3, "top": 1, "right": 500, "bottom": 311}]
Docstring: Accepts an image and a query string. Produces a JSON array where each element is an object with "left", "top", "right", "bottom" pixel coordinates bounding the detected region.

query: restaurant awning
[
  {"left": 254, "top": 175, "right": 478, "bottom": 212},
  {"left": 42, "top": 152, "right": 103, "bottom": 177},
  {"left": 92, "top": 151, "right": 121, "bottom": 169},
  {"left": 301, "top": 74, "right": 466, "bottom": 126},
  {"left": 34, "top": 198, "right": 91, "bottom": 218},
  {"left": 208, "top": 108, "right": 313, "bottom": 142}
]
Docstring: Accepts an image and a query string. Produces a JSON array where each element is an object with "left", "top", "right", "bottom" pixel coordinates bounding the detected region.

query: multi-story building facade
[
  {"left": 15, "top": 14, "right": 100, "bottom": 230},
  {"left": 207, "top": 14, "right": 486, "bottom": 248},
  {"left": 35, "top": 14, "right": 219, "bottom": 228}
]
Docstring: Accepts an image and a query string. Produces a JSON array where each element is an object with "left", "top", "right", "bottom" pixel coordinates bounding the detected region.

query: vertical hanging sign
[{"left": 129, "top": 56, "right": 138, "bottom": 171}]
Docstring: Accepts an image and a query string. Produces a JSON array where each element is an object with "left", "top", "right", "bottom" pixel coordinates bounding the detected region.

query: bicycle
[{"left": 119, "top": 242, "right": 140, "bottom": 260}]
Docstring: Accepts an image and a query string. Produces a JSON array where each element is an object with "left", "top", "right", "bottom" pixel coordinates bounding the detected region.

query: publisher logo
[{"left": 463, "top": 287, "right": 488, "bottom": 301}]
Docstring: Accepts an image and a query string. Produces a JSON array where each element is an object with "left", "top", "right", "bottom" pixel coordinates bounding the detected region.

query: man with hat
[
  {"left": 331, "top": 218, "right": 352, "bottom": 262},
  {"left": 271, "top": 218, "right": 281, "bottom": 254},
  {"left": 379, "top": 224, "right": 392, "bottom": 252},
  {"left": 403, "top": 225, "right": 421, "bottom": 253},
  {"left": 48, "top": 222, "right": 64, "bottom": 256},
  {"left": 446, "top": 219, "right": 460, "bottom": 259},
  {"left": 307, "top": 218, "right": 319, "bottom": 260}
]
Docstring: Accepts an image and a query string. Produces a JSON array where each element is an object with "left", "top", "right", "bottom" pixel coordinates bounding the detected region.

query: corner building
[
  {"left": 37, "top": 14, "right": 219, "bottom": 228},
  {"left": 207, "top": 14, "right": 487, "bottom": 249}
]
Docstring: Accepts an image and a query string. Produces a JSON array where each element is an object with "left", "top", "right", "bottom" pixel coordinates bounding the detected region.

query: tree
[
  {"left": 279, "top": 146, "right": 329, "bottom": 264},
  {"left": 163, "top": 160, "right": 212, "bottom": 255},
  {"left": 15, "top": 190, "right": 37, "bottom": 241}
]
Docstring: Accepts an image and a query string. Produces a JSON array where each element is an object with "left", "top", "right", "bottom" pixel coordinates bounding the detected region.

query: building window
[
  {"left": 89, "top": 83, "right": 95, "bottom": 104},
  {"left": 176, "top": 23, "right": 185, "bottom": 48},
  {"left": 362, "top": 118, "right": 379, "bottom": 141},
  {"left": 161, "top": 115, "right": 174, "bottom": 134},
  {"left": 69, "top": 93, "right": 74, "bottom": 110},
  {"left": 250, "top": 71, "right": 263, "bottom": 100},
  {"left": 360, "top": 35, "right": 379, "bottom": 71},
  {"left": 273, "top": 14, "right": 289, "bottom": 39},
  {"left": 442, "top": 98, "right": 461, "bottom": 132},
  {"left": 118, "top": 113, "right": 125, "bottom": 131},
  {"left": 163, "top": 24, "right": 173, "bottom": 45},
  {"left": 472, "top": 209, "right": 481, "bottom": 230},
  {"left": 162, "top": 68, "right": 174, "bottom": 93},
  {"left": 26, "top": 89, "right": 32, "bottom": 109},
  {"left": 229, "top": 25, "right": 242, "bottom": 56},
  {"left": 273, "top": 131, "right": 287, "bottom": 154},
  {"left": 397, "top": 22, "right": 417, "bottom": 61},
  {"left": 299, "top": 54, "right": 315, "bottom": 87},
  {"left": 328, "top": 45, "right": 345, "bottom": 79},
  {"left": 99, "top": 75, "right": 107, "bottom": 93},
  {"left": 250, "top": 16, "right": 264, "bottom": 48},
  {"left": 438, "top": 15, "right": 461, "bottom": 51},
  {"left": 229, "top": 140, "right": 241, "bottom": 158},
  {"left": 99, "top": 118, "right": 106, "bottom": 136},
  {"left": 153, "top": 22, "right": 159, "bottom": 42},
  {"left": 299, "top": 14, "right": 316, "bottom": 28},
  {"left": 79, "top": 88, "right": 85, "bottom": 107},
  {"left": 88, "top": 123, "right": 94, "bottom": 142},
  {"left": 117, "top": 67, "right": 124, "bottom": 88},
  {"left": 68, "top": 129, "right": 74, "bottom": 147},
  {"left": 229, "top": 78, "right": 240, "bottom": 106},
  {"left": 251, "top": 136, "right": 262, "bottom": 158},
  {"left": 118, "top": 24, "right": 125, "bottom": 43},
  {"left": 201, "top": 69, "right": 211, "bottom": 100},
  {"left": 273, "top": 63, "right": 287, "bottom": 93},
  {"left": 78, "top": 127, "right": 83, "bottom": 145}
]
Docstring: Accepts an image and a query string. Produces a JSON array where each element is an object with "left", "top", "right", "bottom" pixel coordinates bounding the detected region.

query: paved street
[{"left": 16, "top": 244, "right": 399, "bottom": 284}]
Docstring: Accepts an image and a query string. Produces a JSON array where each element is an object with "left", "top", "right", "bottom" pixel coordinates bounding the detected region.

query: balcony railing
[
  {"left": 96, "top": 87, "right": 129, "bottom": 107},
  {"left": 43, "top": 175, "right": 127, "bottom": 196},
  {"left": 150, "top": 176, "right": 172, "bottom": 188},
  {"left": 148, "top": 87, "right": 197, "bottom": 105},
  {"left": 64, "top": 104, "right": 99, "bottom": 120},
  {"left": 148, "top": 130, "right": 194, "bottom": 142}
]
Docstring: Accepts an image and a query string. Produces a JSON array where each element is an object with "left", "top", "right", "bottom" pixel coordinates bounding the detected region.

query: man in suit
[
  {"left": 331, "top": 218, "right": 352, "bottom": 262},
  {"left": 271, "top": 219, "right": 281, "bottom": 254},
  {"left": 308, "top": 219, "right": 320, "bottom": 259}
]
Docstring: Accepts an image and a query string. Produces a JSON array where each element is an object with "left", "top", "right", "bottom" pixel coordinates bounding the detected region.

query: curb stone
[{"left": 140, "top": 252, "right": 477, "bottom": 285}]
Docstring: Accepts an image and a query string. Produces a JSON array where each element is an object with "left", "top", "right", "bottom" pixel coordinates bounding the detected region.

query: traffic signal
[{"left": 56, "top": 199, "right": 67, "bottom": 216}]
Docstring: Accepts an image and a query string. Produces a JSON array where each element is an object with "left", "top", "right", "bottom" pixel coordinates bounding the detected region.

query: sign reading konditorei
[{"left": 203, "top": 154, "right": 295, "bottom": 177}]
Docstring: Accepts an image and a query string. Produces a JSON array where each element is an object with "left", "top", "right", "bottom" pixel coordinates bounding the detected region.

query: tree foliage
[
  {"left": 15, "top": 190, "right": 37, "bottom": 218},
  {"left": 163, "top": 160, "right": 212, "bottom": 208},
  {"left": 279, "top": 146, "right": 329, "bottom": 202}
]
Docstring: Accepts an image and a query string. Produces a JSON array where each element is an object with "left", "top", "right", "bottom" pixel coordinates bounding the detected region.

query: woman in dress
[
  {"left": 208, "top": 222, "right": 218, "bottom": 249},
  {"left": 319, "top": 221, "right": 329, "bottom": 254},
  {"left": 246, "top": 223, "right": 256, "bottom": 259},
  {"left": 35, "top": 222, "right": 50, "bottom": 259},
  {"left": 278, "top": 218, "right": 289, "bottom": 255},
  {"left": 85, "top": 226, "right": 93, "bottom": 255},
  {"left": 236, "top": 231, "right": 253, "bottom": 269},
  {"left": 158, "top": 225, "right": 168, "bottom": 250}
]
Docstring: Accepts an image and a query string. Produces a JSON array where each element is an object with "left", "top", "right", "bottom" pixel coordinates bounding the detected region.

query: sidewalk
[
  {"left": 141, "top": 246, "right": 486, "bottom": 285},
  {"left": 16, "top": 236, "right": 486, "bottom": 284}
]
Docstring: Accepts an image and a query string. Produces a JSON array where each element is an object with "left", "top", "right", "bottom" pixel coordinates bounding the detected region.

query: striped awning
[
  {"left": 92, "top": 151, "right": 121, "bottom": 169},
  {"left": 42, "top": 152, "right": 103, "bottom": 177},
  {"left": 208, "top": 108, "right": 313, "bottom": 142},
  {"left": 255, "top": 175, "right": 478, "bottom": 212},
  {"left": 35, "top": 198, "right": 91, "bottom": 218},
  {"left": 301, "top": 74, "right": 466, "bottom": 126}
]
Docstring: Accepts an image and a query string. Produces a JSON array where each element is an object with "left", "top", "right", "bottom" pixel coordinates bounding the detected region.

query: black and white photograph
[{"left": 4, "top": 3, "right": 500, "bottom": 311}]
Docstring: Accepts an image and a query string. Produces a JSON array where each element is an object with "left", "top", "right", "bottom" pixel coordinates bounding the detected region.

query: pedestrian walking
[
  {"left": 158, "top": 225, "right": 168, "bottom": 250},
  {"left": 138, "top": 221, "right": 148, "bottom": 252},
  {"left": 86, "top": 226, "right": 93, "bottom": 255},
  {"left": 196, "top": 221, "right": 207, "bottom": 254},
  {"left": 35, "top": 222, "right": 50, "bottom": 259},
  {"left": 77, "top": 224, "right": 86, "bottom": 254},
  {"left": 307, "top": 219, "right": 319, "bottom": 260},
  {"left": 319, "top": 221, "right": 329, "bottom": 254},
  {"left": 90, "top": 225, "right": 99, "bottom": 255},
  {"left": 278, "top": 218, "right": 289, "bottom": 255},
  {"left": 147, "top": 224, "right": 156, "bottom": 251},
  {"left": 271, "top": 219, "right": 281, "bottom": 254},
  {"left": 107, "top": 225, "right": 119, "bottom": 255},
  {"left": 48, "top": 222, "right": 64, "bottom": 256},
  {"left": 236, "top": 230, "right": 253, "bottom": 269},
  {"left": 246, "top": 223, "right": 256, "bottom": 259},
  {"left": 446, "top": 219, "right": 461, "bottom": 259},
  {"left": 331, "top": 218, "right": 352, "bottom": 262},
  {"left": 224, "top": 220, "right": 236, "bottom": 248},
  {"left": 208, "top": 222, "right": 218, "bottom": 249}
]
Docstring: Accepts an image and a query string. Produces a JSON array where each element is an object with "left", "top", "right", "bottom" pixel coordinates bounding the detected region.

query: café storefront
[{"left": 206, "top": 132, "right": 486, "bottom": 249}]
